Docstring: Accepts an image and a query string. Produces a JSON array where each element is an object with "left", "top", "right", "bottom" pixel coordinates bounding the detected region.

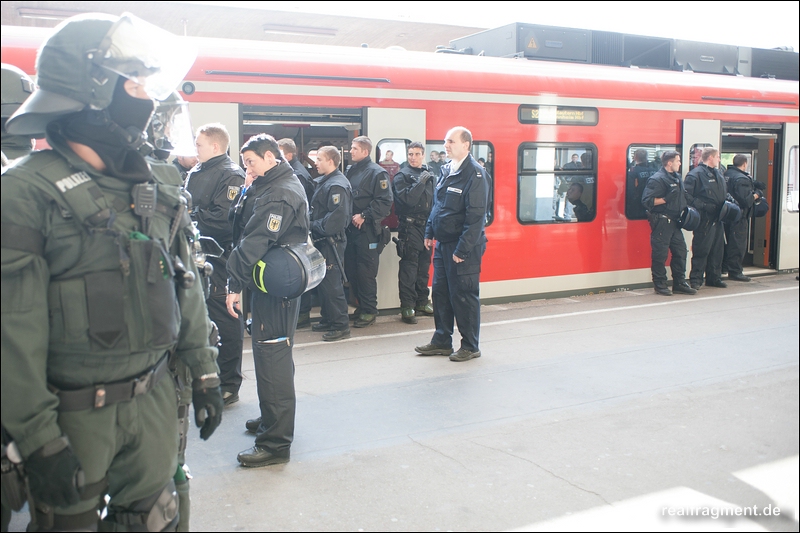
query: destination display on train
[{"left": 518, "top": 105, "right": 598, "bottom": 125}]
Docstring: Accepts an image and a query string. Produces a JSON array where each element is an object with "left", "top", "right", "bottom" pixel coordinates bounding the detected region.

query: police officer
[
  {"left": 641, "top": 150, "right": 697, "bottom": 296},
  {"left": 185, "top": 123, "right": 246, "bottom": 406},
  {"left": 415, "top": 127, "right": 488, "bottom": 362},
  {"left": 1, "top": 13, "right": 222, "bottom": 531},
  {"left": 173, "top": 154, "right": 198, "bottom": 182},
  {"left": 345, "top": 136, "right": 393, "bottom": 328},
  {"left": 626, "top": 148, "right": 654, "bottom": 220},
  {"left": 278, "top": 138, "right": 316, "bottom": 328},
  {"left": 309, "top": 146, "right": 352, "bottom": 340},
  {"left": 226, "top": 134, "right": 309, "bottom": 467},
  {"left": 1, "top": 63, "right": 36, "bottom": 160},
  {"left": 392, "top": 142, "right": 435, "bottom": 324},
  {"left": 723, "top": 154, "right": 761, "bottom": 282},
  {"left": 685, "top": 147, "right": 728, "bottom": 289}
]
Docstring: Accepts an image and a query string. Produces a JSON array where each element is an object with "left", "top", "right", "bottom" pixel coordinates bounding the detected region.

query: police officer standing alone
[
  {"left": 345, "top": 136, "right": 393, "bottom": 328},
  {"left": 684, "top": 147, "right": 728, "bottom": 289},
  {"left": 309, "top": 146, "right": 353, "bottom": 340},
  {"left": 641, "top": 151, "right": 697, "bottom": 296},
  {"left": 415, "top": 127, "right": 488, "bottom": 362},
  {"left": 185, "top": 123, "right": 246, "bottom": 406},
  {"left": 724, "top": 154, "right": 762, "bottom": 282},
  {"left": 226, "top": 134, "right": 309, "bottom": 467},
  {"left": 392, "top": 142, "right": 435, "bottom": 324},
  {"left": 1, "top": 13, "right": 222, "bottom": 530}
]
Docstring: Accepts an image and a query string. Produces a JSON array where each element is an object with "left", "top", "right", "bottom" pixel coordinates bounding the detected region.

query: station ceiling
[{"left": 0, "top": 1, "right": 485, "bottom": 52}]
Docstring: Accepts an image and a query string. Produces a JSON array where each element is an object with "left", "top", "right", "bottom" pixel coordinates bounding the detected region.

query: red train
[{"left": 3, "top": 25, "right": 798, "bottom": 309}]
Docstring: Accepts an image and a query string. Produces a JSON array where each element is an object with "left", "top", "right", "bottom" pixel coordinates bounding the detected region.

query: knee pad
[{"left": 105, "top": 480, "right": 179, "bottom": 532}]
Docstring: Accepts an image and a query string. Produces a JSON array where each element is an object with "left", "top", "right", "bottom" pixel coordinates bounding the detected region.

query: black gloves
[
  {"left": 26, "top": 436, "right": 85, "bottom": 508},
  {"left": 192, "top": 375, "right": 223, "bottom": 440},
  {"left": 418, "top": 170, "right": 433, "bottom": 183}
]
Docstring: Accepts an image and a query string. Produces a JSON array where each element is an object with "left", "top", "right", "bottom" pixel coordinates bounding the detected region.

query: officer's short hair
[
  {"left": 408, "top": 142, "right": 425, "bottom": 153},
  {"left": 318, "top": 146, "right": 340, "bottom": 167},
  {"left": 277, "top": 138, "right": 297, "bottom": 155},
  {"left": 352, "top": 136, "right": 372, "bottom": 153},
  {"left": 197, "top": 123, "right": 230, "bottom": 153},
  {"left": 701, "top": 147, "right": 719, "bottom": 162},
  {"left": 448, "top": 127, "right": 472, "bottom": 147},
  {"left": 241, "top": 133, "right": 282, "bottom": 161},
  {"left": 733, "top": 154, "right": 748, "bottom": 168},
  {"left": 634, "top": 149, "right": 648, "bottom": 164},
  {"left": 661, "top": 150, "right": 680, "bottom": 166}
]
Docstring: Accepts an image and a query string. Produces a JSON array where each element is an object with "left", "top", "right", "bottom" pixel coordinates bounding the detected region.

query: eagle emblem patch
[
  {"left": 227, "top": 186, "right": 240, "bottom": 201},
  {"left": 332, "top": 193, "right": 340, "bottom": 205},
  {"left": 380, "top": 179, "right": 388, "bottom": 190},
  {"left": 267, "top": 213, "right": 283, "bottom": 232}
]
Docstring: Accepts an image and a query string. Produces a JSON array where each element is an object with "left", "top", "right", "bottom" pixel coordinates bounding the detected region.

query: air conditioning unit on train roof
[{"left": 449, "top": 23, "right": 592, "bottom": 63}]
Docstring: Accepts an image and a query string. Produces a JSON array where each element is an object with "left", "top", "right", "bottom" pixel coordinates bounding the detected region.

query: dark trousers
[
  {"left": 208, "top": 257, "right": 244, "bottom": 394},
  {"left": 649, "top": 215, "right": 687, "bottom": 286},
  {"left": 723, "top": 216, "right": 749, "bottom": 276},
  {"left": 430, "top": 240, "right": 484, "bottom": 353},
  {"left": 690, "top": 215, "right": 725, "bottom": 285},
  {"left": 317, "top": 240, "right": 349, "bottom": 330},
  {"left": 397, "top": 221, "right": 432, "bottom": 309},
  {"left": 344, "top": 224, "right": 381, "bottom": 316},
  {"left": 299, "top": 290, "right": 313, "bottom": 315},
  {"left": 250, "top": 291, "right": 299, "bottom": 454}
]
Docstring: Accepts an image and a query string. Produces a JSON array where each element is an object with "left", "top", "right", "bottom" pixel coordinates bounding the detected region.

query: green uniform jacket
[{"left": 1, "top": 131, "right": 218, "bottom": 459}]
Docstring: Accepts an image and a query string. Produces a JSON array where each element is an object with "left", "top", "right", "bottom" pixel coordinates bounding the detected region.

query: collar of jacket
[
  {"left": 443, "top": 154, "right": 474, "bottom": 179},
  {"left": 198, "top": 153, "right": 228, "bottom": 171},
  {"left": 315, "top": 169, "right": 343, "bottom": 185},
  {"left": 258, "top": 160, "right": 294, "bottom": 185},
  {"left": 351, "top": 156, "right": 374, "bottom": 173}
]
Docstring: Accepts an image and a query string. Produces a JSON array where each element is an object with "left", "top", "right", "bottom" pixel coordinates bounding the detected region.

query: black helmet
[
  {"left": 1, "top": 64, "right": 35, "bottom": 119},
  {"left": 678, "top": 206, "right": 701, "bottom": 231},
  {"left": 251, "top": 241, "right": 326, "bottom": 299},
  {"left": 753, "top": 199, "right": 769, "bottom": 218},
  {"left": 719, "top": 201, "right": 742, "bottom": 225}
]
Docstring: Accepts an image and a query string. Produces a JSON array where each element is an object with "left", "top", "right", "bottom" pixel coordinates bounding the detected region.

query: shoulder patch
[
  {"left": 267, "top": 213, "right": 283, "bottom": 232},
  {"left": 332, "top": 193, "right": 341, "bottom": 205},
  {"left": 228, "top": 185, "right": 241, "bottom": 201},
  {"left": 380, "top": 179, "right": 388, "bottom": 190}
]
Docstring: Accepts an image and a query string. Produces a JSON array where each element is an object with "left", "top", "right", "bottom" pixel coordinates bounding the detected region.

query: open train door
[
  {"left": 365, "top": 107, "right": 426, "bottom": 310},
  {"left": 776, "top": 122, "right": 799, "bottom": 270},
  {"left": 682, "top": 119, "right": 722, "bottom": 264}
]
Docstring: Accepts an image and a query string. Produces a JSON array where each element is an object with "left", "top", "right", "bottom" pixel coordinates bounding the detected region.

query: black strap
[
  {"left": 1, "top": 223, "right": 45, "bottom": 255},
  {"left": 54, "top": 355, "right": 170, "bottom": 412}
]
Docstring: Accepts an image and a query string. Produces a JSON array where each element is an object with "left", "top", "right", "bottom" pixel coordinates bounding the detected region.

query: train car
[{"left": 2, "top": 25, "right": 798, "bottom": 310}]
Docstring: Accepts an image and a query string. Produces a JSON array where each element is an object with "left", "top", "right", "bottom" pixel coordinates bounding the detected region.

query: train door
[
  {"left": 365, "top": 108, "right": 426, "bottom": 310},
  {"left": 777, "top": 123, "right": 799, "bottom": 270}
]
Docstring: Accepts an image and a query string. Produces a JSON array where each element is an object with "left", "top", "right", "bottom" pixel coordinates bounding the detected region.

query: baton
[{"left": 327, "top": 236, "right": 348, "bottom": 284}]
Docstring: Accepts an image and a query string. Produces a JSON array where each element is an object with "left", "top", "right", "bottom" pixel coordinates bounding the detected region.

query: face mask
[{"left": 107, "top": 77, "right": 155, "bottom": 133}]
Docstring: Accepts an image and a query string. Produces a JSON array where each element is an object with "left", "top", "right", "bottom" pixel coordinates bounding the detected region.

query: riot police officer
[
  {"left": 184, "top": 123, "right": 246, "bottom": 406},
  {"left": 310, "top": 146, "right": 352, "bottom": 340},
  {"left": 641, "top": 151, "right": 697, "bottom": 296},
  {"left": 723, "top": 155, "right": 763, "bottom": 282},
  {"left": 345, "top": 136, "right": 393, "bottom": 328},
  {"left": 226, "top": 134, "right": 309, "bottom": 467},
  {"left": 1, "top": 13, "right": 222, "bottom": 531},
  {"left": 685, "top": 147, "right": 728, "bottom": 289},
  {"left": 1, "top": 63, "right": 35, "bottom": 160},
  {"left": 392, "top": 142, "right": 435, "bottom": 324}
]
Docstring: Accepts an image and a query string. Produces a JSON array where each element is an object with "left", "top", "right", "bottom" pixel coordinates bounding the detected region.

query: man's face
[
  {"left": 350, "top": 142, "right": 369, "bottom": 163},
  {"left": 315, "top": 154, "right": 335, "bottom": 175},
  {"left": 706, "top": 153, "right": 721, "bottom": 169},
  {"left": 407, "top": 148, "right": 424, "bottom": 169},
  {"left": 177, "top": 155, "right": 198, "bottom": 169},
  {"left": 430, "top": 152, "right": 439, "bottom": 163},
  {"left": 195, "top": 134, "right": 218, "bottom": 163},
  {"left": 241, "top": 150, "right": 274, "bottom": 178},
  {"left": 567, "top": 184, "right": 582, "bottom": 202},
  {"left": 666, "top": 156, "right": 681, "bottom": 173},
  {"left": 444, "top": 130, "right": 469, "bottom": 161},
  {"left": 385, "top": 150, "right": 393, "bottom": 161},
  {"left": 571, "top": 154, "right": 579, "bottom": 163}
]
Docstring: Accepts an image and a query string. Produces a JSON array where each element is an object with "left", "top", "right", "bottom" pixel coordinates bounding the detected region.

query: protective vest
[{"left": 20, "top": 150, "right": 193, "bottom": 372}]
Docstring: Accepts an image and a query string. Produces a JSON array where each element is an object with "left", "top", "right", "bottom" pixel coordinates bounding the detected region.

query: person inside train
[
  {"left": 626, "top": 148, "right": 654, "bottom": 220},
  {"left": 566, "top": 182, "right": 593, "bottom": 222},
  {"left": 580, "top": 152, "right": 591, "bottom": 170},
  {"left": 563, "top": 153, "right": 582, "bottom": 170},
  {"left": 379, "top": 148, "right": 401, "bottom": 179}
]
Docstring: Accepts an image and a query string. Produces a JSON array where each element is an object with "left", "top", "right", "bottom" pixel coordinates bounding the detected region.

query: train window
[
  {"left": 788, "top": 146, "right": 799, "bottom": 213},
  {"left": 376, "top": 139, "right": 408, "bottom": 180},
  {"left": 625, "top": 144, "right": 677, "bottom": 220},
  {"left": 689, "top": 143, "right": 712, "bottom": 172},
  {"left": 426, "top": 140, "right": 495, "bottom": 226},
  {"left": 518, "top": 105, "right": 599, "bottom": 126},
  {"left": 518, "top": 143, "right": 597, "bottom": 224}
]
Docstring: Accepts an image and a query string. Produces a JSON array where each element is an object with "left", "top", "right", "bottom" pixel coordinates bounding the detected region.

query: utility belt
[
  {"left": 399, "top": 215, "right": 428, "bottom": 227},
  {"left": 312, "top": 232, "right": 345, "bottom": 244},
  {"left": 50, "top": 354, "right": 170, "bottom": 412},
  {"left": 649, "top": 213, "right": 674, "bottom": 224}
]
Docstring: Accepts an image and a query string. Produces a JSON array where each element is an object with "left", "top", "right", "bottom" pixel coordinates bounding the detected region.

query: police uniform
[
  {"left": 172, "top": 159, "right": 194, "bottom": 182},
  {"left": 723, "top": 165, "right": 757, "bottom": 279},
  {"left": 345, "top": 156, "right": 393, "bottom": 322},
  {"left": 309, "top": 169, "right": 352, "bottom": 332},
  {"left": 641, "top": 167, "right": 690, "bottom": 291},
  {"left": 426, "top": 154, "right": 488, "bottom": 354},
  {"left": 227, "top": 160, "right": 309, "bottom": 460},
  {"left": 626, "top": 163, "right": 655, "bottom": 220},
  {"left": 392, "top": 164, "right": 435, "bottom": 313},
  {"left": 685, "top": 163, "right": 728, "bottom": 287},
  {"left": 185, "top": 154, "right": 245, "bottom": 398}
]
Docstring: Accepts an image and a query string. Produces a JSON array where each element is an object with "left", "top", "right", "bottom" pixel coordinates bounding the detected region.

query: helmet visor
[
  {"left": 149, "top": 96, "right": 196, "bottom": 156},
  {"left": 97, "top": 13, "right": 196, "bottom": 100}
]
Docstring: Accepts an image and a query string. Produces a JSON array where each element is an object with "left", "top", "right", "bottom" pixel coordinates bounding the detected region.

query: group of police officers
[{"left": 0, "top": 11, "right": 492, "bottom": 531}]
